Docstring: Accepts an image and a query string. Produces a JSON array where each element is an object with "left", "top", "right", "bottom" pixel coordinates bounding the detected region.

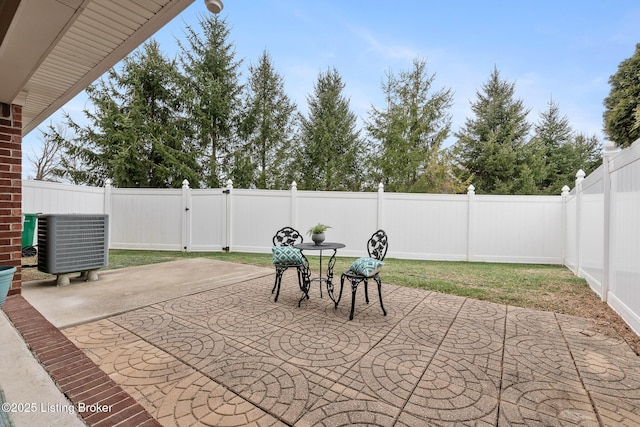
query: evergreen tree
[
  {"left": 568, "top": 133, "right": 602, "bottom": 179},
  {"left": 532, "top": 99, "right": 601, "bottom": 194},
  {"left": 531, "top": 98, "right": 573, "bottom": 192},
  {"left": 179, "top": 14, "right": 243, "bottom": 187},
  {"left": 238, "top": 50, "right": 298, "bottom": 189},
  {"left": 603, "top": 43, "right": 640, "bottom": 148},
  {"left": 366, "top": 58, "right": 462, "bottom": 193},
  {"left": 454, "top": 67, "right": 532, "bottom": 194},
  {"left": 297, "top": 67, "right": 365, "bottom": 191},
  {"left": 54, "top": 40, "right": 200, "bottom": 187}
]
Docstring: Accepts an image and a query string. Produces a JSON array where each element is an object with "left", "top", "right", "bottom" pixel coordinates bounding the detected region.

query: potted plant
[
  {"left": 307, "top": 223, "right": 331, "bottom": 245},
  {"left": 0, "top": 266, "right": 16, "bottom": 307}
]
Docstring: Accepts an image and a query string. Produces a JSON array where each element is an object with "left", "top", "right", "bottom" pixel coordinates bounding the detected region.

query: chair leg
[
  {"left": 375, "top": 276, "right": 387, "bottom": 316},
  {"left": 296, "top": 268, "right": 307, "bottom": 299},
  {"left": 350, "top": 280, "right": 358, "bottom": 321},
  {"left": 336, "top": 275, "right": 345, "bottom": 308},
  {"left": 274, "top": 269, "right": 283, "bottom": 302},
  {"left": 364, "top": 279, "right": 369, "bottom": 304}
]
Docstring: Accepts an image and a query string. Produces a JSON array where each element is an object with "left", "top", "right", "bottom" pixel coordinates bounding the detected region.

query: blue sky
[{"left": 22, "top": 0, "right": 640, "bottom": 179}]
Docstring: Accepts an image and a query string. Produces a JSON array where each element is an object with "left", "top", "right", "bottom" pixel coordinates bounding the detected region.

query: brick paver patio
[{"left": 5, "top": 267, "right": 640, "bottom": 426}]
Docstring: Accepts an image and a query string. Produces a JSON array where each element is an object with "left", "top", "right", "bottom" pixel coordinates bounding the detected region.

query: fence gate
[{"left": 186, "top": 183, "right": 230, "bottom": 252}]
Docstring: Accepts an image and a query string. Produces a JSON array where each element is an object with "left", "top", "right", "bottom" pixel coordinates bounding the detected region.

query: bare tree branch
[{"left": 27, "top": 124, "right": 66, "bottom": 181}]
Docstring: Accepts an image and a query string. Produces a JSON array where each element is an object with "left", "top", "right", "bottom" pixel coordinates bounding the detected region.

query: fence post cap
[
  {"left": 104, "top": 179, "right": 112, "bottom": 188},
  {"left": 561, "top": 185, "right": 570, "bottom": 195},
  {"left": 226, "top": 179, "right": 233, "bottom": 189},
  {"left": 576, "top": 169, "right": 586, "bottom": 179},
  {"left": 182, "top": 179, "right": 190, "bottom": 189},
  {"left": 378, "top": 182, "right": 384, "bottom": 192},
  {"left": 291, "top": 181, "right": 297, "bottom": 190},
  {"left": 467, "top": 184, "right": 475, "bottom": 195},
  {"left": 603, "top": 140, "right": 619, "bottom": 158}
]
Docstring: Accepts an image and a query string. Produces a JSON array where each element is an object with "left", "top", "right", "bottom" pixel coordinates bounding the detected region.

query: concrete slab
[
  {"left": 0, "top": 311, "right": 85, "bottom": 427},
  {"left": 21, "top": 258, "right": 273, "bottom": 328}
]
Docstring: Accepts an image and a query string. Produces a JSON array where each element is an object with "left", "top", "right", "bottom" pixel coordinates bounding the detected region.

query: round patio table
[{"left": 294, "top": 242, "right": 345, "bottom": 302}]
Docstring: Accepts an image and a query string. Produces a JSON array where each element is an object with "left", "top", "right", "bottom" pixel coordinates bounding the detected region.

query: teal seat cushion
[
  {"left": 349, "top": 257, "right": 384, "bottom": 277},
  {"left": 272, "top": 246, "right": 304, "bottom": 265}
]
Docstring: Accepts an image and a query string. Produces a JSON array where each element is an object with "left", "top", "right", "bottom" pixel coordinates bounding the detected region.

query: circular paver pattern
[
  {"left": 143, "top": 323, "right": 227, "bottom": 369},
  {"left": 64, "top": 319, "right": 138, "bottom": 349},
  {"left": 112, "top": 307, "right": 174, "bottom": 333},
  {"left": 156, "top": 372, "right": 283, "bottom": 427},
  {"left": 420, "top": 292, "right": 466, "bottom": 315},
  {"left": 203, "top": 354, "right": 309, "bottom": 424},
  {"left": 107, "top": 340, "right": 193, "bottom": 386},
  {"left": 404, "top": 354, "right": 499, "bottom": 424},
  {"left": 505, "top": 336, "right": 581, "bottom": 384},
  {"left": 269, "top": 325, "right": 369, "bottom": 368},
  {"left": 458, "top": 299, "right": 505, "bottom": 322},
  {"left": 507, "top": 309, "right": 561, "bottom": 335},
  {"left": 399, "top": 315, "right": 453, "bottom": 346},
  {"left": 500, "top": 380, "right": 599, "bottom": 426},
  {"left": 576, "top": 351, "right": 640, "bottom": 396},
  {"left": 54, "top": 273, "right": 640, "bottom": 427},
  {"left": 439, "top": 318, "right": 504, "bottom": 355},
  {"left": 297, "top": 399, "right": 398, "bottom": 426},
  {"left": 156, "top": 297, "right": 216, "bottom": 317},
  {"left": 252, "top": 307, "right": 296, "bottom": 328},
  {"left": 209, "top": 309, "right": 281, "bottom": 337},
  {"left": 357, "top": 343, "right": 436, "bottom": 406}
]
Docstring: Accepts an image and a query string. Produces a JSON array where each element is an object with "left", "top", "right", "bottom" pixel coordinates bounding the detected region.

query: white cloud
[{"left": 347, "top": 24, "right": 418, "bottom": 63}]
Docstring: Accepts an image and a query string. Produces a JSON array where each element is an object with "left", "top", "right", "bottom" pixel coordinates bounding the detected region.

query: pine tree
[
  {"left": 55, "top": 40, "right": 200, "bottom": 187},
  {"left": 568, "top": 133, "right": 602, "bottom": 180},
  {"left": 238, "top": 50, "right": 298, "bottom": 189},
  {"left": 366, "top": 58, "right": 461, "bottom": 193},
  {"left": 297, "top": 68, "right": 365, "bottom": 191},
  {"left": 531, "top": 99, "right": 602, "bottom": 194},
  {"left": 531, "top": 98, "right": 573, "bottom": 192},
  {"left": 603, "top": 43, "right": 640, "bottom": 148},
  {"left": 179, "top": 14, "right": 243, "bottom": 187},
  {"left": 454, "top": 67, "right": 532, "bottom": 194}
]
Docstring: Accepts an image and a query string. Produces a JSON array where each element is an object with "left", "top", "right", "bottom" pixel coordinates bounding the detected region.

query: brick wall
[{"left": 0, "top": 102, "right": 22, "bottom": 295}]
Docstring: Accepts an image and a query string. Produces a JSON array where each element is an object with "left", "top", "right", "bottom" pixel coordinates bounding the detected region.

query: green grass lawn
[
  {"left": 23, "top": 248, "right": 634, "bottom": 352},
  {"left": 23, "top": 249, "right": 591, "bottom": 316},
  {"left": 102, "top": 249, "right": 590, "bottom": 315}
]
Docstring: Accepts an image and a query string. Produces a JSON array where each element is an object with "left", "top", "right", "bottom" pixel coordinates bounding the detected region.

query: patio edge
[{"left": 1, "top": 295, "right": 161, "bottom": 427}]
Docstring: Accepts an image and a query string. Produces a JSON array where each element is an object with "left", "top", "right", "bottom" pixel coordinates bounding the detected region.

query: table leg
[
  {"left": 318, "top": 250, "right": 323, "bottom": 298},
  {"left": 297, "top": 262, "right": 311, "bottom": 307},
  {"left": 325, "top": 249, "right": 339, "bottom": 304}
]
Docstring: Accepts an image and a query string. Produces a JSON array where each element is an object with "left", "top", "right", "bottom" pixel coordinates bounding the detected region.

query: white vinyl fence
[
  {"left": 21, "top": 138, "right": 640, "bottom": 334},
  {"left": 562, "top": 140, "right": 640, "bottom": 335},
  {"left": 23, "top": 180, "right": 564, "bottom": 263},
  {"left": 23, "top": 180, "right": 105, "bottom": 214}
]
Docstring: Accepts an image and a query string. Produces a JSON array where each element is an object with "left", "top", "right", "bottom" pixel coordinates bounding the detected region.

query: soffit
[{"left": 0, "top": 0, "right": 194, "bottom": 135}]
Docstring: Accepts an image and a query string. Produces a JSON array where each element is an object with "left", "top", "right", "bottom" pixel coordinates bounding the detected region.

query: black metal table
[{"left": 294, "top": 242, "right": 345, "bottom": 302}]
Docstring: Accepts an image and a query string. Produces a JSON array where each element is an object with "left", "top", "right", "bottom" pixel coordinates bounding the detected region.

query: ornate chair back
[
  {"left": 271, "top": 226, "right": 310, "bottom": 306},
  {"left": 367, "top": 230, "right": 388, "bottom": 261},
  {"left": 273, "top": 227, "right": 303, "bottom": 247}
]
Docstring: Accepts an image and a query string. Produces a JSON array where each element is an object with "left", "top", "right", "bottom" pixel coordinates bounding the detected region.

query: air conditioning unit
[{"left": 37, "top": 214, "right": 109, "bottom": 285}]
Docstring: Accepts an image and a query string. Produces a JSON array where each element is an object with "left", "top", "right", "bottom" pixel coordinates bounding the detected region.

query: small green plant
[{"left": 307, "top": 223, "right": 331, "bottom": 235}]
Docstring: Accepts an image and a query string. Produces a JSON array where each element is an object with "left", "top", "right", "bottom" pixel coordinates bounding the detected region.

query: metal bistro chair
[
  {"left": 271, "top": 226, "right": 311, "bottom": 306},
  {"left": 337, "top": 229, "right": 388, "bottom": 320}
]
